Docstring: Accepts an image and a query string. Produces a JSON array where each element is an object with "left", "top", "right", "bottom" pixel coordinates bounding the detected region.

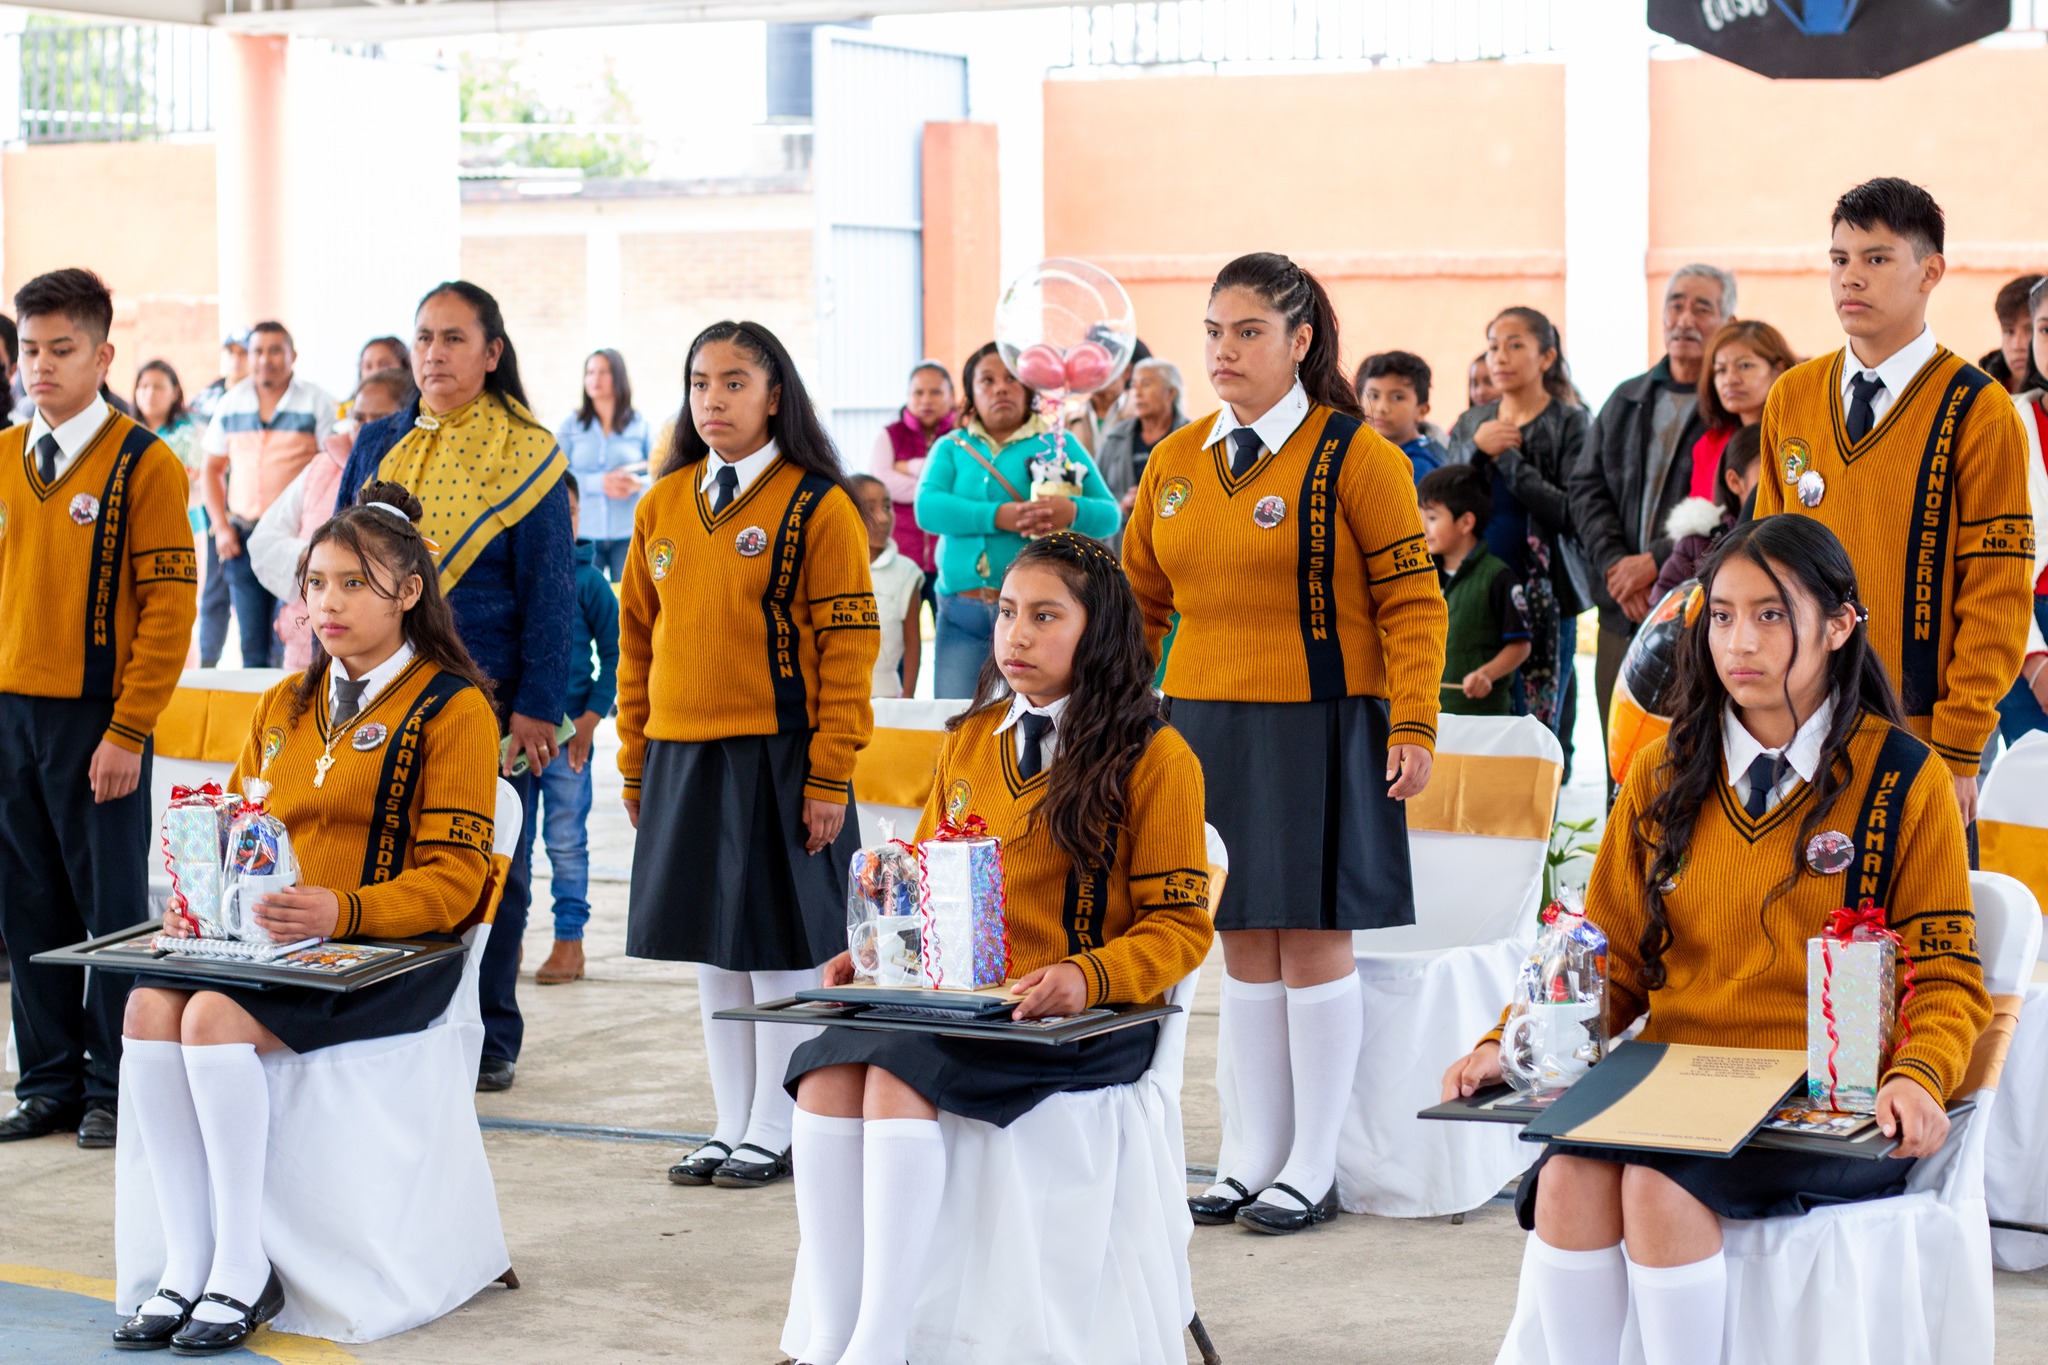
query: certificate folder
[
  {"left": 32, "top": 919, "right": 468, "bottom": 994},
  {"left": 716, "top": 993, "right": 1178, "bottom": 1047},
  {"left": 1519, "top": 1043, "right": 1807, "bottom": 1157}
]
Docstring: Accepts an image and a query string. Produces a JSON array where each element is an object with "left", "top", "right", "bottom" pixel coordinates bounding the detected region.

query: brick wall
[{"left": 457, "top": 234, "right": 589, "bottom": 428}]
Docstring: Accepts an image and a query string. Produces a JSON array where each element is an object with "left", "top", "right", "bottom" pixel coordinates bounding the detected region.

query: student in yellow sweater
[
  {"left": 781, "top": 531, "right": 1213, "bottom": 1365},
  {"left": 1754, "top": 178, "right": 2033, "bottom": 824},
  {"left": 0, "top": 268, "right": 196, "bottom": 1147},
  {"left": 1442, "top": 515, "right": 1988, "bottom": 1365},
  {"left": 115, "top": 481, "right": 500, "bottom": 1354},
  {"left": 618, "top": 320, "right": 879, "bottom": 1191},
  {"left": 1123, "top": 252, "right": 1448, "bottom": 1234}
]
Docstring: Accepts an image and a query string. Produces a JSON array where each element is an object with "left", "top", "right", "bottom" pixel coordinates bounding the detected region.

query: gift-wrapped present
[
  {"left": 847, "top": 824, "right": 924, "bottom": 988},
  {"left": 1807, "top": 900, "right": 1911, "bottom": 1113},
  {"left": 169, "top": 861, "right": 228, "bottom": 938},
  {"left": 915, "top": 815, "right": 1009, "bottom": 990},
  {"left": 161, "top": 782, "right": 235, "bottom": 865},
  {"left": 219, "top": 780, "right": 301, "bottom": 942}
]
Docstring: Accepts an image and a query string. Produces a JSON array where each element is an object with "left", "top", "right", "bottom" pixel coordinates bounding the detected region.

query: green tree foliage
[{"left": 459, "top": 48, "right": 651, "bottom": 178}]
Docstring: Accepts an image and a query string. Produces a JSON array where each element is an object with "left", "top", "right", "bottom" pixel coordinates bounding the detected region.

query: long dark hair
[
  {"left": 577, "top": 347, "right": 637, "bottom": 434},
  {"left": 287, "top": 480, "right": 495, "bottom": 721},
  {"left": 132, "top": 359, "right": 188, "bottom": 429},
  {"left": 656, "top": 321, "right": 847, "bottom": 499},
  {"left": 958, "top": 340, "right": 1032, "bottom": 431},
  {"left": 952, "top": 532, "right": 1163, "bottom": 871},
  {"left": 359, "top": 335, "right": 408, "bottom": 373},
  {"left": 416, "top": 281, "right": 529, "bottom": 410},
  {"left": 1633, "top": 516, "right": 1905, "bottom": 991},
  {"left": 1490, "top": 306, "right": 1577, "bottom": 409},
  {"left": 1210, "top": 253, "right": 1361, "bottom": 419}
]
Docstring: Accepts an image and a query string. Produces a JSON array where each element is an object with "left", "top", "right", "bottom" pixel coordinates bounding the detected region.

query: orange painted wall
[{"left": 922, "top": 120, "right": 1003, "bottom": 380}]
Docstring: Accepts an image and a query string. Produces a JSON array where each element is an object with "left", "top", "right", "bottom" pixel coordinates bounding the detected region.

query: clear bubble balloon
[{"left": 993, "top": 258, "right": 1137, "bottom": 398}]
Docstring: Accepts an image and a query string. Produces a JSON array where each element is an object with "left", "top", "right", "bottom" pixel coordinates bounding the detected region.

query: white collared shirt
[
  {"left": 1724, "top": 696, "right": 1834, "bottom": 814},
  {"left": 28, "top": 394, "right": 112, "bottom": 481},
  {"left": 700, "top": 439, "right": 781, "bottom": 499},
  {"left": 993, "top": 692, "right": 1070, "bottom": 768},
  {"left": 1839, "top": 325, "right": 1938, "bottom": 429},
  {"left": 332, "top": 641, "right": 415, "bottom": 716},
  {"left": 1205, "top": 380, "right": 1312, "bottom": 463}
]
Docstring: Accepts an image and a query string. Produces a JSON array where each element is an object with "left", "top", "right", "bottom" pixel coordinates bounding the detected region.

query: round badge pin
[
  {"left": 1779, "top": 437, "right": 1812, "bottom": 485},
  {"left": 1797, "top": 469, "right": 1826, "bottom": 508},
  {"left": 1805, "top": 829, "right": 1855, "bottom": 877},
  {"left": 735, "top": 526, "right": 769, "bottom": 557},
  {"left": 351, "top": 722, "right": 388, "bottom": 752},
  {"left": 1252, "top": 495, "right": 1287, "bottom": 529},
  {"left": 68, "top": 493, "right": 100, "bottom": 526}
]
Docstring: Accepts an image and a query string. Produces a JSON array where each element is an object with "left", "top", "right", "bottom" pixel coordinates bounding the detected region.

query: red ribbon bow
[
  {"left": 1818, "top": 897, "right": 1917, "bottom": 1110},
  {"left": 170, "top": 782, "right": 225, "bottom": 801},
  {"left": 931, "top": 813, "right": 989, "bottom": 842}
]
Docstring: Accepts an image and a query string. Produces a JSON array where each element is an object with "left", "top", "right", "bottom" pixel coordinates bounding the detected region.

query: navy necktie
[
  {"left": 1018, "top": 712, "right": 1053, "bottom": 778},
  {"left": 712, "top": 464, "right": 739, "bottom": 514},
  {"left": 35, "top": 433, "right": 59, "bottom": 483},
  {"left": 1228, "top": 427, "right": 1264, "bottom": 479},
  {"left": 1743, "top": 753, "right": 1781, "bottom": 819},
  {"left": 332, "top": 676, "right": 369, "bottom": 728},
  {"left": 1846, "top": 372, "right": 1885, "bottom": 443}
]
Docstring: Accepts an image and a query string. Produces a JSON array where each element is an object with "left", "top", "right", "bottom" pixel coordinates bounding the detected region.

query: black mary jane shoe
[
  {"left": 1188, "top": 1177, "right": 1255, "bottom": 1226},
  {"left": 1235, "top": 1182, "right": 1340, "bottom": 1235},
  {"left": 667, "top": 1140, "right": 733, "bottom": 1186},
  {"left": 111, "top": 1289, "right": 195, "bottom": 1351},
  {"left": 168, "top": 1269, "right": 284, "bottom": 1356},
  {"left": 710, "top": 1142, "right": 792, "bottom": 1188}
]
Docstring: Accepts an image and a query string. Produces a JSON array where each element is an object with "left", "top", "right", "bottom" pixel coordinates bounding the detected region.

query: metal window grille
[
  {"left": 1058, "top": 0, "right": 1562, "bottom": 69},
  {"left": 17, "top": 24, "right": 215, "bottom": 144}
]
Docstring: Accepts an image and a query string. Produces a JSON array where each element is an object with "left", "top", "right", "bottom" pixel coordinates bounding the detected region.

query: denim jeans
[
  {"left": 535, "top": 745, "right": 594, "bottom": 941},
  {"left": 482, "top": 769, "right": 538, "bottom": 1064},
  {"left": 934, "top": 592, "right": 998, "bottom": 700},
  {"left": 1996, "top": 596, "right": 2048, "bottom": 747},
  {"left": 199, "top": 530, "right": 231, "bottom": 667},
  {"left": 221, "top": 527, "right": 278, "bottom": 668},
  {"left": 593, "top": 537, "right": 632, "bottom": 582}
]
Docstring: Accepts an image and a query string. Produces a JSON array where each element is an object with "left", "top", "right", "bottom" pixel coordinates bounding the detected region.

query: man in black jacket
[{"left": 1569, "top": 263, "right": 1735, "bottom": 757}]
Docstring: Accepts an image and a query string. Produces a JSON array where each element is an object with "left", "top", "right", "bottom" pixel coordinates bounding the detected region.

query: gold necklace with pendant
[{"left": 312, "top": 726, "right": 346, "bottom": 787}]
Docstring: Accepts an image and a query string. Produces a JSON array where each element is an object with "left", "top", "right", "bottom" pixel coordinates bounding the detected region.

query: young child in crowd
[
  {"left": 1655, "top": 422, "right": 1762, "bottom": 599},
  {"left": 781, "top": 531, "right": 1214, "bottom": 1365},
  {"left": 849, "top": 472, "right": 924, "bottom": 698},
  {"left": 533, "top": 472, "right": 620, "bottom": 987},
  {"left": 1443, "top": 515, "right": 1988, "bottom": 1365},
  {"left": 1357, "top": 350, "right": 1446, "bottom": 482},
  {"left": 1419, "top": 463, "right": 1530, "bottom": 716}
]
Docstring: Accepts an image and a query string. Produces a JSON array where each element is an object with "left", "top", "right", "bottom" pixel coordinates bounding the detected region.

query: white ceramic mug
[{"left": 1502, "top": 1000, "right": 1602, "bottom": 1090}]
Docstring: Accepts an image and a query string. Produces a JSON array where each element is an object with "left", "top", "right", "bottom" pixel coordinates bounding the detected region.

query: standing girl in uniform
[
  {"left": 619, "top": 321, "right": 879, "bottom": 1190},
  {"left": 115, "top": 482, "right": 501, "bottom": 1354},
  {"left": 781, "top": 532, "right": 1214, "bottom": 1365},
  {"left": 1123, "top": 252, "right": 1448, "bottom": 1234},
  {"left": 1442, "top": 515, "right": 1987, "bottom": 1365}
]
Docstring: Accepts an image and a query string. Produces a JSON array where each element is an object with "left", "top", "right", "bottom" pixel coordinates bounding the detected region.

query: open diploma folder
[
  {"left": 32, "top": 920, "right": 469, "bottom": 993},
  {"left": 714, "top": 982, "right": 1179, "bottom": 1047}
]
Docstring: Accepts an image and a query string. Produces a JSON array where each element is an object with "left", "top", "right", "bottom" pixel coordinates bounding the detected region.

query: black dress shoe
[
  {"left": 710, "top": 1142, "right": 791, "bottom": 1188},
  {"left": 475, "top": 1057, "right": 516, "bottom": 1093},
  {"left": 112, "top": 1288, "right": 195, "bottom": 1350},
  {"left": 1188, "top": 1177, "right": 1255, "bottom": 1226},
  {"left": 667, "top": 1140, "right": 733, "bottom": 1186},
  {"left": 78, "top": 1105, "right": 118, "bottom": 1149},
  {"left": 168, "top": 1269, "right": 284, "bottom": 1356},
  {"left": 1235, "top": 1181, "right": 1340, "bottom": 1235},
  {"left": 0, "top": 1096, "right": 81, "bottom": 1142}
]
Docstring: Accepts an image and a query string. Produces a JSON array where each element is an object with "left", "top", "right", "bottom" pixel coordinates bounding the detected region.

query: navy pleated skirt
[
  {"left": 1515, "top": 1141, "right": 1916, "bottom": 1225},
  {"left": 133, "top": 949, "right": 463, "bottom": 1056}
]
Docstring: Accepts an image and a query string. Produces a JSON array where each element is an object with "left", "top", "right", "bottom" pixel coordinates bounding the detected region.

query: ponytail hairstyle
[
  {"left": 1632, "top": 515, "right": 1904, "bottom": 992},
  {"left": 415, "top": 280, "right": 529, "bottom": 410},
  {"left": 1209, "top": 253, "right": 1361, "bottom": 419},
  {"left": 287, "top": 479, "right": 495, "bottom": 721},
  {"left": 951, "top": 532, "right": 1163, "bottom": 872},
  {"left": 656, "top": 320, "right": 849, "bottom": 502},
  {"left": 1490, "top": 306, "right": 1578, "bottom": 408}
]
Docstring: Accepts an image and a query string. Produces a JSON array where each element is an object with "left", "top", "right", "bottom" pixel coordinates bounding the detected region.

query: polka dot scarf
[{"left": 376, "top": 391, "right": 564, "bottom": 589}]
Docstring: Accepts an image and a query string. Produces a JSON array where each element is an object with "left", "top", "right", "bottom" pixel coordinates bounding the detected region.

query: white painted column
[
  {"left": 585, "top": 221, "right": 622, "bottom": 350},
  {"left": 0, "top": 5, "right": 27, "bottom": 294},
  {"left": 1563, "top": 0, "right": 1652, "bottom": 409}
]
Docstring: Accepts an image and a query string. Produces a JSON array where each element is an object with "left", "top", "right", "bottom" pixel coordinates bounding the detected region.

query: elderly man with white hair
[
  {"left": 1095, "top": 356, "right": 1189, "bottom": 526},
  {"left": 1569, "top": 262, "right": 1737, "bottom": 759}
]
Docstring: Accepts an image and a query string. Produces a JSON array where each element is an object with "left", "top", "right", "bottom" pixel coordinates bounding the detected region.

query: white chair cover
[
  {"left": 779, "top": 827, "right": 1227, "bottom": 1365},
  {"left": 1495, "top": 869, "right": 2043, "bottom": 1365},
  {"left": 1211, "top": 713, "right": 1562, "bottom": 1218},
  {"left": 112, "top": 780, "right": 521, "bottom": 1342},
  {"left": 1978, "top": 866, "right": 2048, "bottom": 1272},
  {"left": 1979, "top": 730, "right": 2048, "bottom": 915}
]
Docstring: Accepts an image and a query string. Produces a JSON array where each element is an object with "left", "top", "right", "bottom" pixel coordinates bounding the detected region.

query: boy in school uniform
[
  {"left": 850, "top": 472, "right": 924, "bottom": 697},
  {"left": 1357, "top": 350, "right": 1447, "bottom": 483},
  {"left": 1419, "top": 462, "right": 1531, "bottom": 717},
  {"left": 533, "top": 473, "right": 620, "bottom": 986},
  {"left": 0, "top": 268, "right": 197, "bottom": 1145},
  {"left": 1754, "top": 177, "right": 2034, "bottom": 824}
]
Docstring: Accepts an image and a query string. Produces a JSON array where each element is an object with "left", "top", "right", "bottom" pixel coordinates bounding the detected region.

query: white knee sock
[
  {"left": 694, "top": 964, "right": 757, "bottom": 1151},
  {"left": 1627, "top": 1249, "right": 1727, "bottom": 1365},
  {"left": 837, "top": 1118, "right": 946, "bottom": 1365},
  {"left": 1204, "top": 975, "right": 1292, "bottom": 1201},
  {"left": 742, "top": 968, "right": 819, "bottom": 1156},
  {"left": 791, "top": 1109, "right": 865, "bottom": 1365},
  {"left": 1529, "top": 1236, "right": 1627, "bottom": 1365},
  {"left": 123, "top": 1040, "right": 215, "bottom": 1315},
  {"left": 182, "top": 1043, "right": 270, "bottom": 1324},
  {"left": 1263, "top": 972, "right": 1362, "bottom": 1211}
]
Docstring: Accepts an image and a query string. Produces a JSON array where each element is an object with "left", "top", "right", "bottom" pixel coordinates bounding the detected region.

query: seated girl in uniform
[
  {"left": 1442, "top": 514, "right": 1989, "bottom": 1365},
  {"left": 782, "top": 531, "right": 1215, "bottom": 1365},
  {"left": 114, "top": 480, "right": 501, "bottom": 1355}
]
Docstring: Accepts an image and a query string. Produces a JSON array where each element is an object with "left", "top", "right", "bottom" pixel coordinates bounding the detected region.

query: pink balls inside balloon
[
  {"left": 1013, "top": 344, "right": 1067, "bottom": 392},
  {"left": 1062, "top": 341, "right": 1115, "bottom": 393}
]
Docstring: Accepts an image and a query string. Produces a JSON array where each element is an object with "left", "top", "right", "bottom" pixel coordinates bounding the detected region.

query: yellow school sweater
[
  {"left": 1122, "top": 405, "right": 1448, "bottom": 752},
  {"left": 616, "top": 458, "right": 879, "bottom": 802},
  {"left": 0, "top": 412, "right": 197, "bottom": 752},
  {"left": 918, "top": 706, "right": 1214, "bottom": 1008},
  {"left": 232, "top": 659, "right": 500, "bottom": 939},
  {"left": 1757, "top": 350, "right": 2034, "bottom": 773},
  {"left": 1486, "top": 713, "right": 1988, "bottom": 1104}
]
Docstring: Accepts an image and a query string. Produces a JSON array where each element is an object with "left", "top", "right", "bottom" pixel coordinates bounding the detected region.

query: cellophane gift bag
[
  {"left": 1500, "top": 889, "right": 1609, "bottom": 1095},
  {"left": 847, "top": 821, "right": 924, "bottom": 988}
]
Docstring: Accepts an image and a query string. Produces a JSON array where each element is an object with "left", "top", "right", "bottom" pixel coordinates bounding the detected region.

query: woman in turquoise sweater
[{"left": 914, "top": 340, "right": 1119, "bottom": 697}]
